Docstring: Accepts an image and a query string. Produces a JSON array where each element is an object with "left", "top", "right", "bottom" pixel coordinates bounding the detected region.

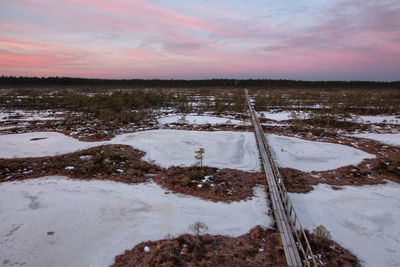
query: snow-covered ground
[
  {"left": 356, "top": 115, "right": 400, "bottom": 125},
  {"left": 267, "top": 134, "right": 375, "bottom": 172},
  {"left": 258, "top": 111, "right": 308, "bottom": 121},
  {"left": 157, "top": 115, "right": 250, "bottom": 126},
  {"left": 351, "top": 133, "right": 400, "bottom": 146},
  {"left": 257, "top": 111, "right": 400, "bottom": 125},
  {"left": 0, "top": 110, "right": 62, "bottom": 122},
  {"left": 0, "top": 125, "right": 23, "bottom": 130},
  {"left": 0, "top": 132, "right": 104, "bottom": 158},
  {"left": 0, "top": 130, "right": 260, "bottom": 171},
  {"left": 111, "top": 130, "right": 260, "bottom": 171},
  {"left": 290, "top": 182, "right": 400, "bottom": 267},
  {"left": 0, "top": 176, "right": 271, "bottom": 267},
  {"left": 258, "top": 111, "right": 293, "bottom": 121},
  {"left": 261, "top": 122, "right": 289, "bottom": 127}
]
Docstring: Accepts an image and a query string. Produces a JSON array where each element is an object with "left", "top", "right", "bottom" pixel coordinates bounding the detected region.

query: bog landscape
[
  {"left": 0, "top": 79, "right": 399, "bottom": 266},
  {"left": 1, "top": 0, "right": 399, "bottom": 266}
]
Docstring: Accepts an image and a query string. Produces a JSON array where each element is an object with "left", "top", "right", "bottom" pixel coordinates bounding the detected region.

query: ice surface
[
  {"left": 0, "top": 132, "right": 104, "bottom": 158},
  {"left": 157, "top": 115, "right": 250, "bottom": 126},
  {"left": 111, "top": 130, "right": 261, "bottom": 171},
  {"left": 258, "top": 111, "right": 308, "bottom": 121},
  {"left": 0, "top": 130, "right": 261, "bottom": 171},
  {"left": 351, "top": 133, "right": 400, "bottom": 146},
  {"left": 267, "top": 134, "right": 375, "bottom": 172},
  {"left": 290, "top": 182, "right": 400, "bottom": 267},
  {"left": 258, "top": 111, "right": 293, "bottom": 121},
  {"left": 0, "top": 176, "right": 271, "bottom": 267}
]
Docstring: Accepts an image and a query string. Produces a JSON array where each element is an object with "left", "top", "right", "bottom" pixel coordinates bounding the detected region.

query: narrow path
[{"left": 245, "top": 89, "right": 317, "bottom": 267}]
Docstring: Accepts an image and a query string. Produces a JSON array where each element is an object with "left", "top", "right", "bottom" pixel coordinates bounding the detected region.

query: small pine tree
[
  {"left": 189, "top": 221, "right": 209, "bottom": 247},
  {"left": 312, "top": 225, "right": 332, "bottom": 248},
  {"left": 194, "top": 148, "right": 205, "bottom": 167}
]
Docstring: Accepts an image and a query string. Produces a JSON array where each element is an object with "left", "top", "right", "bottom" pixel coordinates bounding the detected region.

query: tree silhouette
[{"left": 194, "top": 148, "right": 205, "bottom": 167}]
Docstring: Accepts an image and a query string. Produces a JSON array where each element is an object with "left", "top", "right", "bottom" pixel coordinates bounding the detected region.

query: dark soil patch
[
  {"left": 154, "top": 166, "right": 266, "bottom": 202},
  {"left": 30, "top": 137, "right": 47, "bottom": 141},
  {"left": 112, "top": 226, "right": 286, "bottom": 267},
  {"left": 279, "top": 168, "right": 319, "bottom": 193},
  {"left": 305, "top": 230, "right": 360, "bottom": 266},
  {"left": 112, "top": 226, "right": 359, "bottom": 267},
  {"left": 0, "top": 144, "right": 160, "bottom": 184}
]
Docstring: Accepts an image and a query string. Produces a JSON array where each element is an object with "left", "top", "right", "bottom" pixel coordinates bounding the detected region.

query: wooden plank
[{"left": 246, "top": 90, "right": 303, "bottom": 267}]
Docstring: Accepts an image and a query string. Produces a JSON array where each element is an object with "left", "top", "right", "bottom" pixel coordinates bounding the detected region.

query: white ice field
[
  {"left": 0, "top": 130, "right": 265, "bottom": 266},
  {"left": 111, "top": 130, "right": 260, "bottom": 171},
  {"left": 0, "top": 177, "right": 271, "bottom": 267},
  {"left": 351, "top": 133, "right": 400, "bottom": 146},
  {"left": 0, "top": 130, "right": 376, "bottom": 173},
  {"left": 290, "top": 182, "right": 400, "bottom": 267},
  {"left": 157, "top": 114, "right": 251, "bottom": 126},
  {"left": 266, "top": 134, "right": 375, "bottom": 172},
  {"left": 258, "top": 110, "right": 400, "bottom": 125},
  {"left": 1, "top": 129, "right": 399, "bottom": 266},
  {"left": 0, "top": 130, "right": 261, "bottom": 172}
]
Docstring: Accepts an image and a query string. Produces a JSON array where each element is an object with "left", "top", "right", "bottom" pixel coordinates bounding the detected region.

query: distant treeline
[{"left": 0, "top": 76, "right": 399, "bottom": 89}]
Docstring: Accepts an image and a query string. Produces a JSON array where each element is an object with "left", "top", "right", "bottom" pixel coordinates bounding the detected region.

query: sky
[{"left": 0, "top": 0, "right": 399, "bottom": 81}]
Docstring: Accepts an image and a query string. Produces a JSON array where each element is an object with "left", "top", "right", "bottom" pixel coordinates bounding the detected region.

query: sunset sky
[{"left": 0, "top": 0, "right": 399, "bottom": 80}]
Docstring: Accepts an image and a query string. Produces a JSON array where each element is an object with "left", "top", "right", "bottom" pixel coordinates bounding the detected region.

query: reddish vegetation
[
  {"left": 0, "top": 111, "right": 252, "bottom": 142},
  {"left": 0, "top": 145, "right": 159, "bottom": 184},
  {"left": 154, "top": 166, "right": 266, "bottom": 202},
  {"left": 112, "top": 226, "right": 286, "bottom": 267},
  {"left": 112, "top": 226, "right": 359, "bottom": 267},
  {"left": 279, "top": 168, "right": 319, "bottom": 193},
  {"left": 305, "top": 230, "right": 360, "bottom": 266}
]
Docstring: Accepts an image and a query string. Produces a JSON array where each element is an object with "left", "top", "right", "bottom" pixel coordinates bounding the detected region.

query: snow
[
  {"left": 290, "top": 182, "right": 400, "bottom": 267},
  {"left": 261, "top": 122, "right": 289, "bottom": 127},
  {"left": 157, "top": 115, "right": 250, "bottom": 126},
  {"left": 351, "top": 133, "right": 400, "bottom": 146},
  {"left": 258, "top": 111, "right": 293, "bottom": 121},
  {"left": 267, "top": 134, "right": 375, "bottom": 172},
  {"left": 357, "top": 115, "right": 400, "bottom": 125},
  {"left": 0, "top": 110, "right": 62, "bottom": 122},
  {"left": 0, "top": 130, "right": 261, "bottom": 171},
  {"left": 0, "top": 125, "right": 21, "bottom": 130},
  {"left": 110, "top": 130, "right": 261, "bottom": 171},
  {"left": 0, "top": 176, "right": 271, "bottom": 267},
  {"left": 258, "top": 111, "right": 308, "bottom": 121},
  {"left": 0, "top": 130, "right": 260, "bottom": 171},
  {"left": 0, "top": 132, "right": 104, "bottom": 158}
]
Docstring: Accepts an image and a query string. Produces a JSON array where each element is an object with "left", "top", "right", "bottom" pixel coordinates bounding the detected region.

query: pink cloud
[{"left": 0, "top": 0, "right": 399, "bottom": 80}]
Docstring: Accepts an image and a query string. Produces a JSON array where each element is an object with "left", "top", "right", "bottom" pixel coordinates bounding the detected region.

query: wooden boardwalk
[{"left": 245, "top": 90, "right": 317, "bottom": 267}]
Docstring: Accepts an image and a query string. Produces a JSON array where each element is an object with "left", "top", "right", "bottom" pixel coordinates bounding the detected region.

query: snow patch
[
  {"left": 351, "top": 133, "right": 400, "bottom": 146},
  {"left": 357, "top": 115, "right": 400, "bottom": 125},
  {"left": 0, "top": 176, "right": 271, "bottom": 267},
  {"left": 267, "top": 134, "right": 375, "bottom": 172},
  {"left": 0, "top": 132, "right": 104, "bottom": 158},
  {"left": 258, "top": 111, "right": 308, "bottom": 121},
  {"left": 0, "top": 130, "right": 260, "bottom": 172},
  {"left": 157, "top": 115, "right": 250, "bottom": 126},
  {"left": 111, "top": 130, "right": 261, "bottom": 171},
  {"left": 290, "top": 182, "right": 400, "bottom": 267}
]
